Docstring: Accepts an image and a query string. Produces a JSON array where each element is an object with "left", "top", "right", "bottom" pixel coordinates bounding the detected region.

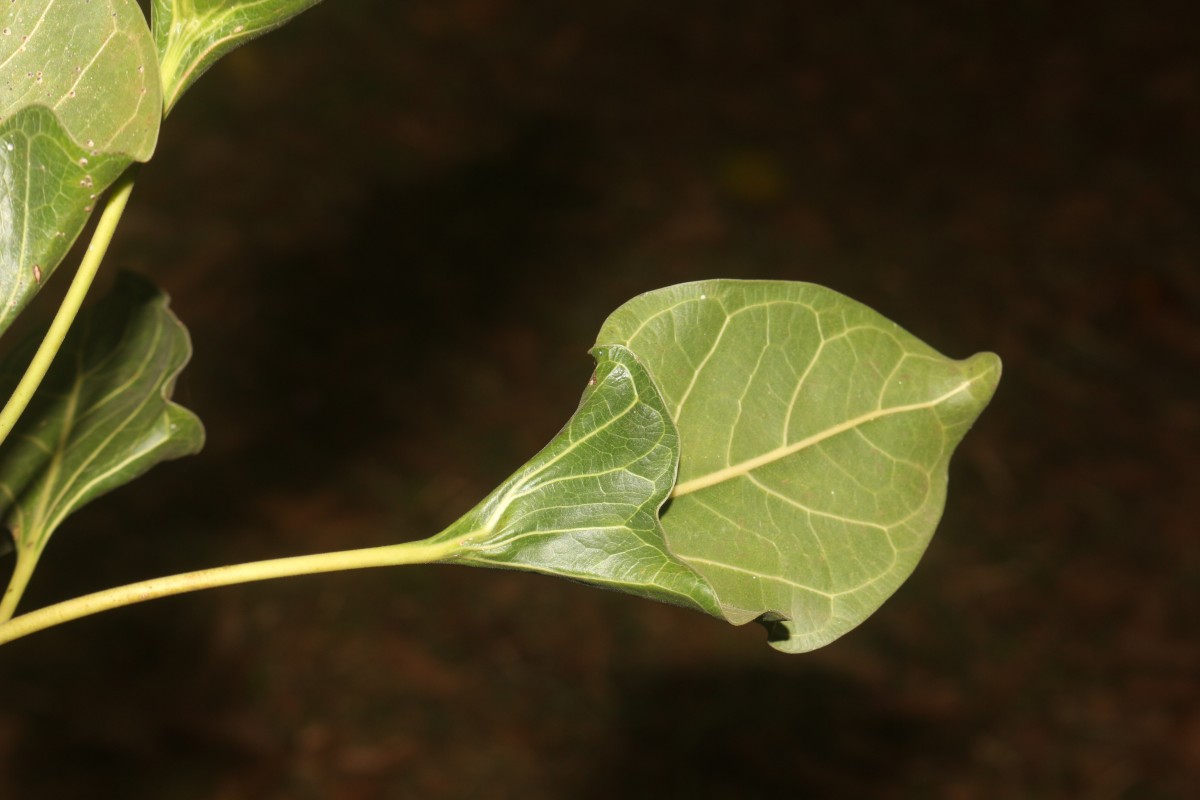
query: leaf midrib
[{"left": 670, "top": 375, "right": 981, "bottom": 497}]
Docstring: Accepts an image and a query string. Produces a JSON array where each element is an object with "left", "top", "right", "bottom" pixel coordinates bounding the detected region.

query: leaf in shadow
[{"left": 0, "top": 273, "right": 203, "bottom": 598}]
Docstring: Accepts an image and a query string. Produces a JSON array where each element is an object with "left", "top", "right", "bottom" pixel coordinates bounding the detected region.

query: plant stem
[
  {"left": 0, "top": 547, "right": 39, "bottom": 622},
  {"left": 0, "top": 169, "right": 139, "bottom": 621},
  {"left": 0, "top": 534, "right": 475, "bottom": 646},
  {"left": 0, "top": 169, "right": 138, "bottom": 449}
]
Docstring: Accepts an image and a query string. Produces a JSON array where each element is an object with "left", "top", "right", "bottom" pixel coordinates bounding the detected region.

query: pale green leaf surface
[
  {"left": 0, "top": 0, "right": 162, "bottom": 161},
  {"left": 436, "top": 345, "right": 720, "bottom": 616},
  {"left": 0, "top": 106, "right": 128, "bottom": 336},
  {"left": 152, "top": 0, "right": 323, "bottom": 113},
  {"left": 0, "top": 273, "right": 203, "bottom": 563},
  {"left": 598, "top": 280, "right": 1000, "bottom": 652}
]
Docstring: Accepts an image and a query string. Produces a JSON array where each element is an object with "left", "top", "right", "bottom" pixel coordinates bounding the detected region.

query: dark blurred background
[{"left": 1, "top": 1, "right": 1197, "bottom": 797}]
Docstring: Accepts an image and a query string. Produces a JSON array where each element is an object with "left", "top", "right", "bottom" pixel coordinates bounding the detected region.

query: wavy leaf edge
[{"left": 0, "top": 272, "right": 204, "bottom": 560}]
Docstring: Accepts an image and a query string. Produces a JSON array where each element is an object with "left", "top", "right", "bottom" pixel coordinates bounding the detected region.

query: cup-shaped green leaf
[{"left": 597, "top": 280, "right": 1001, "bottom": 652}]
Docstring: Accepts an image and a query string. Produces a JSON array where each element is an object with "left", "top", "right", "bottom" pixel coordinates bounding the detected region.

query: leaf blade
[
  {"left": 0, "top": 107, "right": 129, "bottom": 336},
  {"left": 598, "top": 280, "right": 1000, "bottom": 652},
  {"left": 0, "top": 0, "right": 162, "bottom": 161},
  {"left": 0, "top": 273, "right": 204, "bottom": 565},
  {"left": 1, "top": 0, "right": 162, "bottom": 334}
]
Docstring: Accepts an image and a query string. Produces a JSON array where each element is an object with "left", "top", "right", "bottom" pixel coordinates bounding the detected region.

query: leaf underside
[
  {"left": 0, "top": 273, "right": 204, "bottom": 565},
  {"left": 0, "top": 0, "right": 162, "bottom": 161},
  {"left": 432, "top": 279, "right": 997, "bottom": 653},
  {"left": 598, "top": 280, "right": 1000, "bottom": 652}
]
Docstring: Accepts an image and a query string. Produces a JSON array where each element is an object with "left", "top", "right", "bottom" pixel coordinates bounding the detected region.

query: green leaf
[
  {"left": 435, "top": 345, "right": 721, "bottom": 616},
  {"left": 0, "top": 273, "right": 203, "bottom": 606},
  {"left": 152, "top": 0, "right": 323, "bottom": 114},
  {"left": 597, "top": 280, "right": 1000, "bottom": 652},
  {"left": 0, "top": 107, "right": 128, "bottom": 336},
  {"left": 0, "top": 0, "right": 162, "bottom": 161},
  {"left": 1, "top": 0, "right": 162, "bottom": 335}
]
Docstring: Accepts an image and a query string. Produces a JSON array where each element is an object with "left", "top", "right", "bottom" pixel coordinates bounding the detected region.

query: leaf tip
[{"left": 963, "top": 350, "right": 1002, "bottom": 409}]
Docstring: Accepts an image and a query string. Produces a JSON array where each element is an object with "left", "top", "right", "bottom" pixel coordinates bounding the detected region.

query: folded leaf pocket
[{"left": 434, "top": 344, "right": 721, "bottom": 616}]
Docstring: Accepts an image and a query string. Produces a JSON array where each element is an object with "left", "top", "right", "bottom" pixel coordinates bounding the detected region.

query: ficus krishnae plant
[{"left": 0, "top": 0, "right": 999, "bottom": 654}]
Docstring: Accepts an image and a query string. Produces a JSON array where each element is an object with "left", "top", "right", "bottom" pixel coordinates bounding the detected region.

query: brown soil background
[{"left": 1, "top": 1, "right": 1197, "bottom": 797}]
